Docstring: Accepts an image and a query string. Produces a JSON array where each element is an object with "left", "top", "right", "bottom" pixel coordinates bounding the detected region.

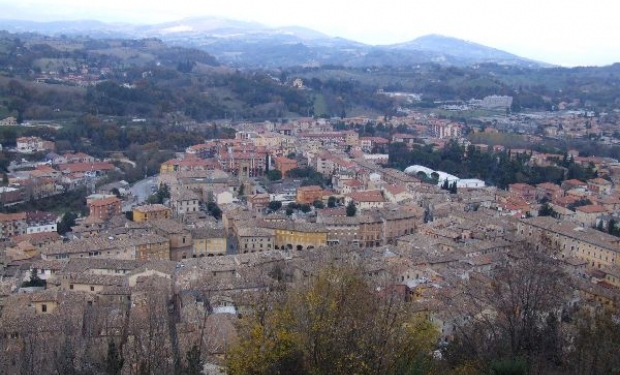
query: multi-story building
[
  {"left": 316, "top": 210, "right": 361, "bottom": 247},
  {"left": 587, "top": 178, "right": 613, "bottom": 195},
  {"left": 185, "top": 141, "right": 218, "bottom": 159},
  {"left": 133, "top": 204, "right": 172, "bottom": 223},
  {"left": 296, "top": 185, "right": 325, "bottom": 204},
  {"left": 517, "top": 216, "right": 620, "bottom": 269},
  {"left": 26, "top": 211, "right": 58, "bottom": 234},
  {"left": 217, "top": 148, "right": 268, "bottom": 178},
  {"left": 40, "top": 234, "right": 170, "bottom": 261},
  {"left": 260, "top": 221, "right": 328, "bottom": 251},
  {"left": 88, "top": 197, "right": 122, "bottom": 221},
  {"left": 160, "top": 155, "right": 218, "bottom": 174},
  {"left": 432, "top": 121, "right": 461, "bottom": 139},
  {"left": 0, "top": 212, "right": 28, "bottom": 238},
  {"left": 508, "top": 183, "right": 537, "bottom": 202},
  {"left": 236, "top": 227, "right": 275, "bottom": 253},
  {"left": 170, "top": 189, "right": 200, "bottom": 216},
  {"left": 275, "top": 156, "right": 298, "bottom": 177},
  {"left": 574, "top": 205, "right": 608, "bottom": 228},
  {"left": 148, "top": 219, "right": 192, "bottom": 261},
  {"left": 16, "top": 136, "right": 54, "bottom": 154},
  {"left": 536, "top": 182, "right": 564, "bottom": 202},
  {"left": 346, "top": 190, "right": 386, "bottom": 210},
  {"left": 379, "top": 207, "right": 424, "bottom": 245},
  {"left": 247, "top": 193, "right": 270, "bottom": 210},
  {"left": 192, "top": 227, "right": 228, "bottom": 257},
  {"left": 360, "top": 137, "right": 390, "bottom": 153}
]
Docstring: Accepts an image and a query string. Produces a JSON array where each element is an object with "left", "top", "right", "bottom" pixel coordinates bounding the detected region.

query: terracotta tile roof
[
  {"left": 575, "top": 205, "right": 607, "bottom": 214},
  {"left": 348, "top": 190, "right": 385, "bottom": 203}
]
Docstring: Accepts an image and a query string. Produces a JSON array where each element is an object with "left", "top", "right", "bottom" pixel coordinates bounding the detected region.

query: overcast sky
[{"left": 1, "top": 0, "right": 618, "bottom": 67}]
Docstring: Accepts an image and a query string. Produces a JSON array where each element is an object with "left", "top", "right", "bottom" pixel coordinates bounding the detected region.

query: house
[
  {"left": 40, "top": 234, "right": 170, "bottom": 261},
  {"left": 60, "top": 273, "right": 126, "bottom": 293},
  {"left": 26, "top": 211, "right": 58, "bottom": 234},
  {"left": 64, "top": 152, "right": 95, "bottom": 164},
  {"left": 574, "top": 205, "right": 608, "bottom": 228},
  {"left": 170, "top": 188, "right": 200, "bottom": 216},
  {"left": 57, "top": 162, "right": 116, "bottom": 175},
  {"left": 561, "top": 179, "right": 587, "bottom": 192},
  {"left": 346, "top": 190, "right": 386, "bottom": 210},
  {"left": 16, "top": 136, "right": 54, "bottom": 154},
  {"left": 127, "top": 261, "right": 177, "bottom": 288},
  {"left": 508, "top": 183, "right": 536, "bottom": 202},
  {"left": 382, "top": 185, "right": 412, "bottom": 204},
  {"left": 133, "top": 204, "right": 172, "bottom": 223},
  {"left": 587, "top": 178, "right": 613, "bottom": 195},
  {"left": 340, "top": 179, "right": 364, "bottom": 195},
  {"left": 30, "top": 290, "right": 60, "bottom": 314},
  {"left": 296, "top": 185, "right": 325, "bottom": 205},
  {"left": 0, "top": 212, "right": 28, "bottom": 238},
  {"left": 0, "top": 116, "right": 17, "bottom": 126},
  {"left": 536, "top": 182, "right": 564, "bottom": 202},
  {"left": 0, "top": 186, "right": 24, "bottom": 206},
  {"left": 247, "top": 193, "right": 270, "bottom": 210},
  {"left": 360, "top": 137, "right": 390, "bottom": 152},
  {"left": 392, "top": 133, "right": 417, "bottom": 145}
]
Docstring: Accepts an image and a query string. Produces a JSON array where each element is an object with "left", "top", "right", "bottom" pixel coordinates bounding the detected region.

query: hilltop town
[
  {"left": 0, "top": 28, "right": 620, "bottom": 374},
  {"left": 0, "top": 109, "right": 619, "bottom": 372}
]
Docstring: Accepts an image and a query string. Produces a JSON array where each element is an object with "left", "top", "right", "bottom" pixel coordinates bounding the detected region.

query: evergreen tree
[
  {"left": 442, "top": 179, "right": 449, "bottom": 190},
  {"left": 327, "top": 196, "right": 337, "bottom": 208},
  {"left": 608, "top": 218, "right": 617, "bottom": 236},
  {"left": 105, "top": 340, "right": 124, "bottom": 375},
  {"left": 184, "top": 345, "right": 202, "bottom": 375},
  {"left": 346, "top": 200, "right": 356, "bottom": 217}
]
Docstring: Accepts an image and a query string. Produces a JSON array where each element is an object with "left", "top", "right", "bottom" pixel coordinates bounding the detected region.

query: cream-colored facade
[
  {"left": 518, "top": 216, "right": 620, "bottom": 269},
  {"left": 193, "top": 237, "right": 227, "bottom": 257}
]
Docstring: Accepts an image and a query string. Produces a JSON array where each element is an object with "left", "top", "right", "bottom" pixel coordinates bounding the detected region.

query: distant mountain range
[{"left": 0, "top": 17, "right": 551, "bottom": 68}]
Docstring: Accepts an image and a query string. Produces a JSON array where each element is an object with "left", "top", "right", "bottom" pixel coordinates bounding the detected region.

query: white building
[{"left": 456, "top": 179, "right": 486, "bottom": 189}]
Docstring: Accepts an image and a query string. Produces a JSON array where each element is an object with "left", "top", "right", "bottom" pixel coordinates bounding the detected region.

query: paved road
[{"left": 122, "top": 176, "right": 157, "bottom": 211}]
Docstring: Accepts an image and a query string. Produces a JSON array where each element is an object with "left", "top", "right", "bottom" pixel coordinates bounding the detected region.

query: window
[
  {"left": 41, "top": 304, "right": 47, "bottom": 313},
  {"left": 90, "top": 286, "right": 95, "bottom": 292},
  {"left": 69, "top": 284, "right": 74, "bottom": 290}
]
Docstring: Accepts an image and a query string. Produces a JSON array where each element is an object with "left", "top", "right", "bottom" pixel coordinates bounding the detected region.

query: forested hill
[{"left": 2, "top": 30, "right": 620, "bottom": 126}]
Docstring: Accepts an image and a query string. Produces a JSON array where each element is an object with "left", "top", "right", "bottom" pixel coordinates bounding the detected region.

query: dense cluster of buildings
[{"left": 0, "top": 114, "right": 619, "bottom": 369}]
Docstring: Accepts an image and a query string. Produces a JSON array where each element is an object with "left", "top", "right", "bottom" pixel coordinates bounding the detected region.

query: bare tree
[{"left": 445, "top": 244, "right": 570, "bottom": 374}]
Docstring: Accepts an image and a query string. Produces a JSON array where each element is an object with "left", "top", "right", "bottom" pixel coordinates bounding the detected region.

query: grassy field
[
  {"left": 91, "top": 48, "right": 156, "bottom": 66},
  {"left": 313, "top": 93, "right": 328, "bottom": 117},
  {"left": 33, "top": 58, "right": 79, "bottom": 73}
]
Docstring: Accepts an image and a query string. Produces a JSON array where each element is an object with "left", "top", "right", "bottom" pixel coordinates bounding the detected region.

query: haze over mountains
[{"left": 0, "top": 17, "right": 550, "bottom": 68}]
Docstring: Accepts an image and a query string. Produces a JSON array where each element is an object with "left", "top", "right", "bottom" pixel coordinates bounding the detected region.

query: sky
[{"left": 0, "top": 0, "right": 618, "bottom": 67}]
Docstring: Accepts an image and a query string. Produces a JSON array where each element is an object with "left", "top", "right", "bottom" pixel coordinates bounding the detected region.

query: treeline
[
  {"left": 292, "top": 62, "right": 620, "bottom": 112},
  {"left": 0, "top": 32, "right": 315, "bottom": 122},
  {"left": 389, "top": 140, "right": 596, "bottom": 188},
  {"left": 228, "top": 246, "right": 620, "bottom": 375}
]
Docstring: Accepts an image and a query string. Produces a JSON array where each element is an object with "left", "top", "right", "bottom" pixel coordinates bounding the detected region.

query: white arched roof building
[
  {"left": 404, "top": 165, "right": 435, "bottom": 176},
  {"left": 404, "top": 165, "right": 485, "bottom": 188}
]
